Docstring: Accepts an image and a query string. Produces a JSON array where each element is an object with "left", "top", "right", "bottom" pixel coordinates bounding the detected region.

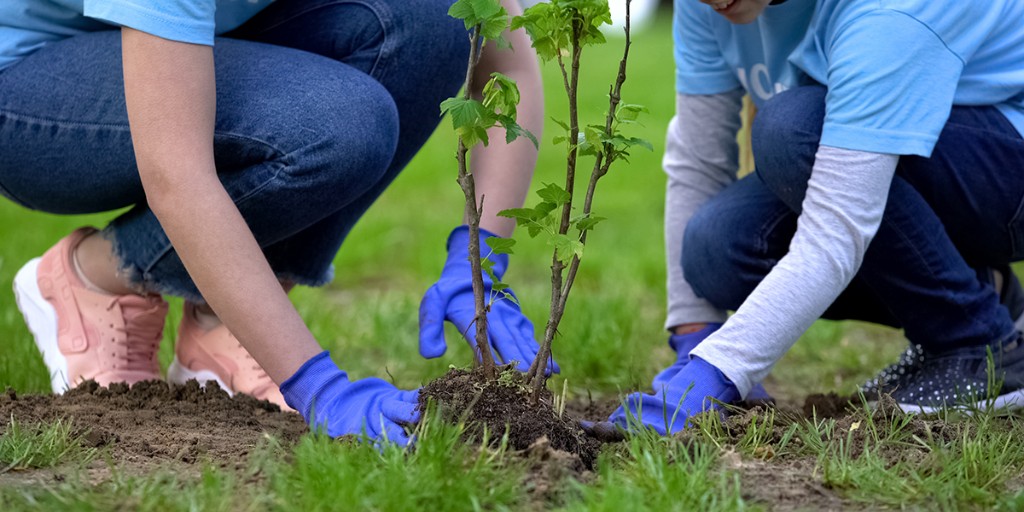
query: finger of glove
[
  {"left": 382, "top": 396, "right": 421, "bottom": 425},
  {"left": 382, "top": 421, "right": 414, "bottom": 448},
  {"left": 485, "top": 313, "right": 526, "bottom": 368},
  {"left": 580, "top": 420, "right": 626, "bottom": 443},
  {"left": 443, "top": 305, "right": 493, "bottom": 363},
  {"left": 418, "top": 286, "right": 450, "bottom": 358},
  {"left": 485, "top": 302, "right": 536, "bottom": 370},
  {"left": 511, "top": 312, "right": 554, "bottom": 374},
  {"left": 608, "top": 393, "right": 666, "bottom": 435}
]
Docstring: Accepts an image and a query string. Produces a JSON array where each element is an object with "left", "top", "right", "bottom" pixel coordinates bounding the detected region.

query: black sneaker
[
  {"left": 887, "top": 333, "right": 1024, "bottom": 413},
  {"left": 859, "top": 266, "right": 1024, "bottom": 397}
]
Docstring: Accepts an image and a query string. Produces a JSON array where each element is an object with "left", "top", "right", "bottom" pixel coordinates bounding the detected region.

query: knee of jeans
[
  {"left": 752, "top": 85, "right": 827, "bottom": 207},
  {"left": 280, "top": 78, "right": 399, "bottom": 191},
  {"left": 682, "top": 208, "right": 748, "bottom": 310}
]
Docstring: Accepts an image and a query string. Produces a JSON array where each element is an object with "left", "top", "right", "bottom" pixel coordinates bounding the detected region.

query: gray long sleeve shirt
[{"left": 666, "top": 92, "right": 898, "bottom": 397}]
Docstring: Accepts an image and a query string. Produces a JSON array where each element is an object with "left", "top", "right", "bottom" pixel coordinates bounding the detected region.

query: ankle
[
  {"left": 189, "top": 302, "right": 223, "bottom": 330},
  {"left": 73, "top": 231, "right": 137, "bottom": 296}
]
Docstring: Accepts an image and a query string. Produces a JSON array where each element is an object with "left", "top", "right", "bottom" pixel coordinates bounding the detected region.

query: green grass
[
  {"left": 0, "top": 418, "right": 97, "bottom": 472},
  {"left": 3, "top": 11, "right": 1024, "bottom": 511}
]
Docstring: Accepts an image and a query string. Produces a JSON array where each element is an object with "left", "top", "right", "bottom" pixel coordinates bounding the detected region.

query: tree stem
[{"left": 457, "top": 26, "right": 496, "bottom": 379}]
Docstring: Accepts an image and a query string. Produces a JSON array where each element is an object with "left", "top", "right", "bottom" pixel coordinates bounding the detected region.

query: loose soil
[
  {"left": 419, "top": 365, "right": 602, "bottom": 469},
  {"left": 0, "top": 379, "right": 1004, "bottom": 510},
  {"left": 0, "top": 379, "right": 306, "bottom": 481}
]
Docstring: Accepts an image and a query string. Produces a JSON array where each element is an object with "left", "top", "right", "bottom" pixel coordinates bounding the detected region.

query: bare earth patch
[
  {"left": 1, "top": 380, "right": 1012, "bottom": 510},
  {"left": 0, "top": 379, "right": 306, "bottom": 482}
]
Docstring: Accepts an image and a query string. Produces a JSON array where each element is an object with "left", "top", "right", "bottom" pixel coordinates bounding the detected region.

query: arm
[
  {"left": 691, "top": 146, "right": 898, "bottom": 396},
  {"left": 120, "top": 29, "right": 321, "bottom": 384},
  {"left": 468, "top": 0, "right": 543, "bottom": 237},
  {"left": 664, "top": 90, "right": 744, "bottom": 332}
]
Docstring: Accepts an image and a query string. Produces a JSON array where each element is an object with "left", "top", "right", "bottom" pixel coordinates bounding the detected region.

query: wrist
[
  {"left": 280, "top": 350, "right": 350, "bottom": 422},
  {"left": 682, "top": 356, "right": 740, "bottom": 404},
  {"left": 671, "top": 322, "right": 716, "bottom": 335}
]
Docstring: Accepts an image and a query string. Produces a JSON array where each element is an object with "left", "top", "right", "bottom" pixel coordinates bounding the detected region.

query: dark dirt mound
[
  {"left": 419, "top": 366, "right": 602, "bottom": 469},
  {"left": 0, "top": 379, "right": 307, "bottom": 473}
]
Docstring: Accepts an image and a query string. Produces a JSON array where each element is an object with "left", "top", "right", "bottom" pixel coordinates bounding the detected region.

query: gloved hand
[
  {"left": 419, "top": 225, "right": 559, "bottom": 374},
  {"left": 281, "top": 351, "right": 420, "bottom": 446},
  {"left": 609, "top": 356, "right": 739, "bottom": 435},
  {"left": 653, "top": 323, "right": 772, "bottom": 402},
  {"left": 651, "top": 323, "right": 723, "bottom": 390}
]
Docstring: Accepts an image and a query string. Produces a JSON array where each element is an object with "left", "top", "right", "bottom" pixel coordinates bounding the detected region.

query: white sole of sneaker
[
  {"left": 166, "top": 357, "right": 236, "bottom": 397},
  {"left": 13, "top": 258, "right": 70, "bottom": 394},
  {"left": 895, "top": 389, "right": 1024, "bottom": 415}
]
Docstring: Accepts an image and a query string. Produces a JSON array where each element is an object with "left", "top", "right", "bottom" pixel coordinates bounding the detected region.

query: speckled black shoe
[
  {"left": 859, "top": 343, "right": 925, "bottom": 397},
  {"left": 887, "top": 333, "right": 1024, "bottom": 414},
  {"left": 859, "top": 266, "right": 1024, "bottom": 398}
]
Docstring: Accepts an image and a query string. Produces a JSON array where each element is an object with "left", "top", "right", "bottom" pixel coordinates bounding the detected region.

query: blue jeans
[
  {"left": 0, "top": 0, "right": 469, "bottom": 301},
  {"left": 684, "top": 85, "right": 1024, "bottom": 350}
]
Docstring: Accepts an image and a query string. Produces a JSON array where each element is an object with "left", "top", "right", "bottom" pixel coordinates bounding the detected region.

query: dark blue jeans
[
  {"left": 684, "top": 85, "right": 1024, "bottom": 350},
  {"left": 0, "top": 0, "right": 468, "bottom": 301}
]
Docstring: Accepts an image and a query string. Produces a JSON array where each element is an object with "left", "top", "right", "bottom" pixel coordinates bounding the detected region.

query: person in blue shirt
[
  {"left": 604, "top": 0, "right": 1024, "bottom": 435},
  {"left": 0, "top": 0, "right": 548, "bottom": 446}
]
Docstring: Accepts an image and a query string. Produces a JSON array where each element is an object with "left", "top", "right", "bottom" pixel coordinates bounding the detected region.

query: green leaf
[
  {"left": 512, "top": 3, "right": 571, "bottom": 62},
  {"left": 448, "top": 0, "right": 508, "bottom": 40},
  {"left": 578, "top": 126, "right": 604, "bottom": 156},
  {"left": 551, "top": 234, "right": 584, "bottom": 264},
  {"left": 537, "top": 183, "right": 571, "bottom": 206},
  {"left": 498, "top": 207, "right": 534, "bottom": 219},
  {"left": 617, "top": 103, "right": 648, "bottom": 123},
  {"left": 575, "top": 215, "right": 606, "bottom": 232},
  {"left": 440, "top": 97, "right": 495, "bottom": 147},
  {"left": 497, "top": 115, "right": 538, "bottom": 148},
  {"left": 535, "top": 201, "right": 558, "bottom": 217},
  {"left": 486, "top": 236, "right": 516, "bottom": 255},
  {"left": 550, "top": 118, "right": 570, "bottom": 131},
  {"left": 482, "top": 73, "right": 521, "bottom": 118},
  {"left": 496, "top": 289, "right": 519, "bottom": 305}
]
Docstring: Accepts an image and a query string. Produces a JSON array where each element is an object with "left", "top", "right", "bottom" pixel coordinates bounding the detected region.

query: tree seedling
[{"left": 444, "top": 0, "right": 648, "bottom": 400}]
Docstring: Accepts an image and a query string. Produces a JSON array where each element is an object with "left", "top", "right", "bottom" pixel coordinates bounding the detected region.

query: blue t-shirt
[
  {"left": 793, "top": 0, "right": 1024, "bottom": 156},
  {"left": 674, "top": 0, "right": 817, "bottom": 107},
  {"left": 676, "top": 0, "right": 1024, "bottom": 157},
  {"left": 0, "top": 0, "right": 275, "bottom": 71}
]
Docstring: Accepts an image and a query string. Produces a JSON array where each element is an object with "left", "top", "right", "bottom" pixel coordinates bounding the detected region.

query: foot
[
  {"left": 168, "top": 303, "right": 291, "bottom": 411},
  {"left": 889, "top": 333, "right": 1024, "bottom": 413},
  {"left": 13, "top": 228, "right": 167, "bottom": 392},
  {"left": 860, "top": 265, "right": 1024, "bottom": 397}
]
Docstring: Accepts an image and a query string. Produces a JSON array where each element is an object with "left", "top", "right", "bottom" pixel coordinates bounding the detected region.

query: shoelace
[{"left": 109, "top": 295, "right": 165, "bottom": 371}]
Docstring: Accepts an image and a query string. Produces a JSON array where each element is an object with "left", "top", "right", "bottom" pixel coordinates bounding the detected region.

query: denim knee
[
  {"left": 273, "top": 72, "right": 399, "bottom": 198},
  {"left": 752, "top": 85, "right": 827, "bottom": 211}
]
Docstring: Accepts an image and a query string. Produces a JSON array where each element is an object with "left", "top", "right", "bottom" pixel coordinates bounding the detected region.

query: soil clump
[{"left": 419, "top": 365, "right": 602, "bottom": 469}]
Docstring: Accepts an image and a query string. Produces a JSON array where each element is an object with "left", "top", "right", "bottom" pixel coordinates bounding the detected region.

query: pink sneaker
[
  {"left": 167, "top": 303, "right": 292, "bottom": 411},
  {"left": 13, "top": 228, "right": 168, "bottom": 393}
]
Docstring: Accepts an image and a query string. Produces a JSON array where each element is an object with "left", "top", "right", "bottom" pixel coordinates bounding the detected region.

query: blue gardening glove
[
  {"left": 651, "top": 323, "right": 723, "bottom": 389},
  {"left": 653, "top": 324, "right": 773, "bottom": 402},
  {"left": 419, "top": 226, "right": 559, "bottom": 374},
  {"left": 609, "top": 356, "right": 740, "bottom": 435},
  {"left": 281, "top": 351, "right": 420, "bottom": 446}
]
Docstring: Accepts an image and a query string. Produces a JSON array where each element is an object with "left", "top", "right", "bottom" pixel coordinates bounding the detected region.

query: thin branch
[{"left": 456, "top": 26, "right": 496, "bottom": 379}]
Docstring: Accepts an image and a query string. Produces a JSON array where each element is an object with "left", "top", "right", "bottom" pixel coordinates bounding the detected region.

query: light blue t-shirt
[
  {"left": 675, "top": 0, "right": 1024, "bottom": 157},
  {"left": 0, "top": 0, "right": 276, "bottom": 71},
  {"left": 674, "top": 0, "right": 817, "bottom": 107},
  {"left": 793, "top": 0, "right": 1024, "bottom": 156}
]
